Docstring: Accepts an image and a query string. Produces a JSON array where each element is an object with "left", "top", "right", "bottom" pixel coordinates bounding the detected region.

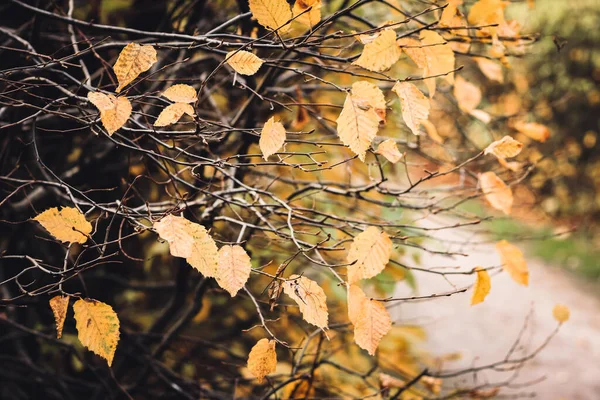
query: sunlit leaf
[
  {"left": 73, "top": 299, "right": 120, "bottom": 366},
  {"left": 34, "top": 207, "right": 92, "bottom": 244},
  {"left": 348, "top": 285, "right": 391, "bottom": 355},
  {"left": 226, "top": 50, "right": 264, "bottom": 76},
  {"left": 484, "top": 136, "right": 523, "bottom": 159},
  {"left": 283, "top": 275, "right": 328, "bottom": 329},
  {"left": 49, "top": 296, "right": 69, "bottom": 339},
  {"left": 553, "top": 304, "right": 570, "bottom": 323},
  {"left": 247, "top": 338, "right": 277, "bottom": 383},
  {"left": 440, "top": 0, "right": 465, "bottom": 27},
  {"left": 471, "top": 267, "right": 491, "bottom": 305},
  {"left": 468, "top": 0, "right": 508, "bottom": 37},
  {"left": 353, "top": 29, "right": 402, "bottom": 72},
  {"left": 260, "top": 116, "right": 286, "bottom": 160},
  {"left": 496, "top": 240, "right": 528, "bottom": 286},
  {"left": 420, "top": 30, "right": 455, "bottom": 97},
  {"left": 347, "top": 226, "right": 392, "bottom": 284},
  {"left": 454, "top": 76, "right": 481, "bottom": 112},
  {"left": 154, "top": 103, "right": 195, "bottom": 127},
  {"left": 292, "top": 0, "right": 322, "bottom": 28},
  {"left": 216, "top": 245, "right": 251, "bottom": 297},
  {"left": 479, "top": 171, "right": 512, "bottom": 215},
  {"left": 376, "top": 139, "right": 403, "bottom": 164},
  {"left": 113, "top": 43, "right": 157, "bottom": 93},
  {"left": 87, "top": 92, "right": 132, "bottom": 135},
  {"left": 162, "top": 84, "right": 197, "bottom": 103},
  {"left": 392, "top": 81, "right": 430, "bottom": 136},
  {"left": 248, "top": 0, "right": 292, "bottom": 32}
]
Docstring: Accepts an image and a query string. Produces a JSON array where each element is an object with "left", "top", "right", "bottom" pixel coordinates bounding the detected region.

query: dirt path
[{"left": 392, "top": 223, "right": 600, "bottom": 399}]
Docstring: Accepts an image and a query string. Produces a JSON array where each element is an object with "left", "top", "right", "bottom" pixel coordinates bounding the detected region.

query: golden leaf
[
  {"left": 226, "top": 50, "right": 264, "bottom": 76},
  {"left": 468, "top": 0, "right": 507, "bottom": 37},
  {"left": 353, "top": 29, "right": 402, "bottom": 72},
  {"left": 87, "top": 92, "right": 116, "bottom": 111},
  {"left": 87, "top": 92, "right": 132, "bottom": 135},
  {"left": 496, "top": 240, "right": 528, "bottom": 286},
  {"left": 553, "top": 304, "right": 570, "bottom": 323},
  {"left": 247, "top": 338, "right": 277, "bottom": 383},
  {"left": 259, "top": 116, "right": 286, "bottom": 160},
  {"left": 392, "top": 81, "right": 430, "bottom": 136},
  {"left": 512, "top": 121, "right": 550, "bottom": 142},
  {"left": 484, "top": 136, "right": 523, "bottom": 159},
  {"left": 348, "top": 285, "right": 391, "bottom": 355},
  {"left": 248, "top": 0, "right": 292, "bottom": 32},
  {"left": 471, "top": 267, "right": 491, "bottom": 305},
  {"left": 73, "top": 299, "right": 120, "bottom": 366},
  {"left": 113, "top": 43, "right": 157, "bottom": 93},
  {"left": 347, "top": 226, "right": 392, "bottom": 284},
  {"left": 292, "top": 0, "right": 322, "bottom": 28},
  {"left": 49, "top": 296, "right": 69, "bottom": 339},
  {"left": 376, "top": 139, "right": 403, "bottom": 164},
  {"left": 439, "top": 0, "right": 464, "bottom": 27},
  {"left": 479, "top": 171, "right": 512, "bottom": 215},
  {"left": 420, "top": 30, "right": 455, "bottom": 96},
  {"left": 283, "top": 275, "right": 328, "bottom": 329},
  {"left": 154, "top": 214, "right": 195, "bottom": 258},
  {"left": 154, "top": 103, "right": 195, "bottom": 127},
  {"left": 454, "top": 76, "right": 481, "bottom": 112},
  {"left": 216, "top": 245, "right": 252, "bottom": 297},
  {"left": 161, "top": 84, "right": 197, "bottom": 103},
  {"left": 475, "top": 57, "right": 504, "bottom": 82},
  {"left": 34, "top": 207, "right": 92, "bottom": 244},
  {"left": 398, "top": 37, "right": 427, "bottom": 69}
]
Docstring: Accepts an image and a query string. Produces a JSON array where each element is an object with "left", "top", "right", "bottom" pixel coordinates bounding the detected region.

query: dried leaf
[
  {"left": 471, "top": 267, "right": 491, "bottom": 305},
  {"left": 154, "top": 103, "right": 195, "bottom": 127},
  {"left": 553, "top": 304, "right": 570, "bottom": 323},
  {"left": 87, "top": 92, "right": 132, "bottom": 135},
  {"left": 475, "top": 57, "right": 504, "bottom": 83},
  {"left": 113, "top": 43, "right": 157, "bottom": 93},
  {"left": 260, "top": 116, "right": 286, "bottom": 160},
  {"left": 226, "top": 50, "right": 264, "bottom": 76},
  {"left": 162, "top": 84, "right": 197, "bottom": 103},
  {"left": 454, "top": 76, "right": 481, "bottom": 112},
  {"left": 376, "top": 139, "right": 403, "bottom": 163},
  {"left": 392, "top": 81, "right": 430, "bottom": 136},
  {"left": 468, "top": 0, "right": 507, "bottom": 37},
  {"left": 512, "top": 121, "right": 550, "bottom": 142},
  {"left": 216, "top": 245, "right": 252, "bottom": 297},
  {"left": 248, "top": 0, "right": 292, "bottom": 32},
  {"left": 348, "top": 285, "right": 391, "bottom": 355},
  {"left": 484, "top": 136, "right": 523, "bottom": 159},
  {"left": 49, "top": 296, "right": 69, "bottom": 339},
  {"left": 283, "top": 275, "right": 328, "bottom": 329},
  {"left": 496, "top": 240, "right": 529, "bottom": 286},
  {"left": 154, "top": 214, "right": 195, "bottom": 258},
  {"left": 87, "top": 92, "right": 116, "bottom": 111},
  {"left": 353, "top": 29, "right": 402, "bottom": 72},
  {"left": 73, "top": 299, "right": 120, "bottom": 366},
  {"left": 479, "top": 171, "right": 512, "bottom": 215},
  {"left": 347, "top": 226, "right": 392, "bottom": 284},
  {"left": 34, "top": 207, "right": 92, "bottom": 244},
  {"left": 292, "top": 0, "right": 322, "bottom": 28},
  {"left": 247, "top": 338, "right": 277, "bottom": 383},
  {"left": 420, "top": 30, "right": 455, "bottom": 96}
]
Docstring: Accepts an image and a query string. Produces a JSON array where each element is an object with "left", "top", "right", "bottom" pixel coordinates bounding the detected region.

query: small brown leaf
[
  {"left": 154, "top": 103, "right": 195, "bottom": 127},
  {"left": 49, "top": 296, "right": 69, "bottom": 339},
  {"left": 247, "top": 338, "right": 277, "bottom": 383},
  {"left": 113, "top": 43, "right": 157, "bottom": 93}
]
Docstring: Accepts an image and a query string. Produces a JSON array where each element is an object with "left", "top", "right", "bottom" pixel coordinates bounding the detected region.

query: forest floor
[{"left": 392, "top": 219, "right": 600, "bottom": 399}]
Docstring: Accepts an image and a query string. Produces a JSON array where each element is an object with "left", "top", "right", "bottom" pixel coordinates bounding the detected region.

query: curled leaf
[
  {"left": 113, "top": 43, "right": 157, "bottom": 93},
  {"left": 471, "top": 267, "right": 491, "bottom": 305},
  {"left": 484, "top": 136, "right": 523, "bottom": 159},
  {"left": 34, "top": 207, "right": 92, "bottom": 244},
  {"left": 73, "top": 299, "right": 120, "bottom": 366},
  {"left": 154, "top": 103, "right": 195, "bottom": 127},
  {"left": 247, "top": 338, "right": 277, "bottom": 383},
  {"left": 49, "top": 296, "right": 69, "bottom": 339}
]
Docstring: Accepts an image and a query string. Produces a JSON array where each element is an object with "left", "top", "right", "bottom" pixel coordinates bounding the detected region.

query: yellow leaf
[
  {"left": 392, "top": 81, "right": 430, "bottom": 136},
  {"left": 454, "top": 76, "right": 481, "bottom": 112},
  {"left": 353, "top": 29, "right": 402, "bottom": 72},
  {"left": 73, "top": 299, "right": 120, "bottom": 366},
  {"left": 283, "top": 275, "right": 328, "bottom": 329},
  {"left": 248, "top": 0, "right": 292, "bottom": 32},
  {"left": 87, "top": 92, "right": 132, "bottom": 135},
  {"left": 260, "top": 116, "right": 286, "bottom": 160},
  {"left": 479, "top": 171, "right": 512, "bottom": 215},
  {"left": 496, "top": 240, "right": 528, "bottom": 286},
  {"left": 247, "top": 338, "right": 277, "bottom": 383},
  {"left": 113, "top": 43, "right": 157, "bottom": 93},
  {"left": 226, "top": 50, "right": 264, "bottom": 76},
  {"left": 161, "top": 84, "right": 197, "bottom": 103},
  {"left": 512, "top": 121, "right": 550, "bottom": 142},
  {"left": 475, "top": 57, "right": 504, "bottom": 83},
  {"left": 34, "top": 207, "right": 92, "bottom": 244},
  {"left": 420, "top": 30, "right": 455, "bottom": 97},
  {"left": 154, "top": 103, "right": 195, "bottom": 127},
  {"left": 292, "top": 0, "right": 322, "bottom": 28},
  {"left": 553, "top": 304, "right": 570, "bottom": 323},
  {"left": 421, "top": 119, "right": 444, "bottom": 144},
  {"left": 439, "top": 0, "right": 464, "bottom": 27},
  {"left": 484, "top": 136, "right": 523, "bottom": 159},
  {"left": 347, "top": 226, "right": 392, "bottom": 284},
  {"left": 397, "top": 37, "right": 435, "bottom": 96},
  {"left": 216, "top": 245, "right": 252, "bottom": 297},
  {"left": 376, "top": 139, "right": 403, "bottom": 164},
  {"left": 154, "top": 214, "right": 195, "bottom": 258},
  {"left": 471, "top": 267, "right": 491, "bottom": 305},
  {"left": 49, "top": 296, "right": 69, "bottom": 339},
  {"left": 468, "top": 0, "right": 507, "bottom": 37},
  {"left": 348, "top": 285, "right": 391, "bottom": 355}
]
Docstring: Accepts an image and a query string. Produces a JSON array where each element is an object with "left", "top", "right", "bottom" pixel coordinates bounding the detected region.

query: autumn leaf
[
  {"left": 420, "top": 30, "right": 455, "bottom": 96},
  {"left": 347, "top": 285, "right": 391, "bottom": 355},
  {"left": 34, "top": 207, "right": 92, "bottom": 244},
  {"left": 484, "top": 136, "right": 523, "bottom": 159},
  {"left": 49, "top": 296, "right": 69, "bottom": 339},
  {"left": 353, "top": 29, "right": 402, "bottom": 72},
  {"left": 73, "top": 299, "right": 120, "bottom": 366},
  {"left": 87, "top": 92, "right": 132, "bottom": 135},
  {"left": 454, "top": 76, "right": 481, "bottom": 112},
  {"left": 247, "top": 338, "right": 277, "bottom": 383},
  {"left": 292, "top": 0, "right": 322, "bottom": 28},
  {"left": 496, "top": 240, "right": 529, "bottom": 286},
  {"left": 439, "top": 0, "right": 464, "bottom": 27},
  {"left": 161, "top": 84, "right": 197, "bottom": 103},
  {"left": 475, "top": 57, "right": 504, "bottom": 83},
  {"left": 113, "top": 43, "right": 157, "bottom": 93},
  {"left": 553, "top": 304, "right": 570, "bottom": 323},
  {"left": 392, "top": 81, "right": 430, "bottom": 136},
  {"left": 216, "top": 245, "right": 252, "bottom": 297},
  {"left": 347, "top": 226, "right": 392, "bottom": 284},
  {"left": 283, "top": 275, "right": 328, "bottom": 329},
  {"left": 154, "top": 103, "right": 195, "bottom": 127},
  {"left": 248, "top": 0, "right": 292, "bottom": 32},
  {"left": 512, "top": 121, "right": 550, "bottom": 142},
  {"left": 154, "top": 214, "right": 196, "bottom": 258},
  {"left": 479, "top": 171, "right": 513, "bottom": 215},
  {"left": 468, "top": 0, "right": 507, "bottom": 37},
  {"left": 226, "top": 50, "right": 264, "bottom": 76},
  {"left": 259, "top": 116, "right": 286, "bottom": 160},
  {"left": 471, "top": 267, "right": 491, "bottom": 305},
  {"left": 376, "top": 139, "right": 403, "bottom": 164}
]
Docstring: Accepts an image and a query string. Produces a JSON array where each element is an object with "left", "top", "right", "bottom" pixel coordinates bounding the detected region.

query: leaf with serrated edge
[
  {"left": 485, "top": 136, "right": 523, "bottom": 159},
  {"left": 496, "top": 240, "right": 528, "bottom": 286},
  {"left": 353, "top": 29, "right": 401, "bottom": 72},
  {"left": 113, "top": 43, "right": 157, "bottom": 93},
  {"left": 292, "top": 0, "right": 322, "bottom": 28},
  {"left": 553, "top": 304, "right": 570, "bottom": 323},
  {"left": 154, "top": 103, "right": 195, "bottom": 127},
  {"left": 283, "top": 275, "right": 328, "bottom": 329},
  {"left": 216, "top": 245, "right": 251, "bottom": 297},
  {"left": 348, "top": 285, "right": 391, "bottom": 355},
  {"left": 73, "top": 299, "right": 120, "bottom": 366},
  {"left": 347, "top": 226, "right": 392, "bottom": 284},
  {"left": 247, "top": 338, "right": 277, "bottom": 383},
  {"left": 226, "top": 50, "right": 264, "bottom": 76},
  {"left": 87, "top": 92, "right": 132, "bottom": 135},
  {"left": 34, "top": 207, "right": 92, "bottom": 244},
  {"left": 154, "top": 215, "right": 195, "bottom": 258},
  {"left": 162, "top": 84, "right": 197, "bottom": 103},
  {"left": 248, "top": 0, "right": 292, "bottom": 32},
  {"left": 49, "top": 296, "right": 69, "bottom": 339},
  {"left": 260, "top": 116, "right": 286, "bottom": 160},
  {"left": 479, "top": 171, "right": 512, "bottom": 215},
  {"left": 376, "top": 139, "right": 403, "bottom": 163},
  {"left": 393, "top": 82, "right": 430, "bottom": 136},
  {"left": 471, "top": 267, "right": 491, "bottom": 305}
]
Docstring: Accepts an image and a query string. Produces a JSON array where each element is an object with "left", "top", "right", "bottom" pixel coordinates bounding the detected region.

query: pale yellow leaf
[
  {"left": 352, "top": 81, "right": 387, "bottom": 121},
  {"left": 484, "top": 136, "right": 523, "bottom": 159},
  {"left": 154, "top": 214, "right": 195, "bottom": 258},
  {"left": 420, "top": 30, "right": 455, "bottom": 97},
  {"left": 353, "top": 29, "right": 402, "bottom": 72},
  {"left": 226, "top": 50, "right": 264, "bottom": 76},
  {"left": 392, "top": 81, "right": 430, "bottom": 136},
  {"left": 154, "top": 103, "right": 195, "bottom": 127},
  {"left": 49, "top": 296, "right": 69, "bottom": 339},
  {"left": 292, "top": 0, "right": 321, "bottom": 28},
  {"left": 512, "top": 121, "right": 550, "bottom": 142},
  {"left": 347, "top": 226, "right": 392, "bottom": 284},
  {"left": 475, "top": 57, "right": 504, "bottom": 83},
  {"left": 376, "top": 139, "right": 403, "bottom": 163},
  {"left": 454, "top": 76, "right": 481, "bottom": 112},
  {"left": 553, "top": 304, "right": 570, "bottom": 323},
  {"left": 216, "top": 245, "right": 252, "bottom": 297},
  {"left": 34, "top": 207, "right": 92, "bottom": 244},
  {"left": 260, "top": 116, "right": 286, "bottom": 160},
  {"left": 348, "top": 285, "right": 391, "bottom": 355},
  {"left": 283, "top": 275, "right": 328, "bottom": 329},
  {"left": 496, "top": 240, "right": 528, "bottom": 286},
  {"left": 73, "top": 299, "right": 120, "bottom": 366},
  {"left": 397, "top": 37, "right": 427, "bottom": 69},
  {"left": 479, "top": 171, "right": 512, "bottom": 215},
  {"left": 469, "top": 109, "right": 491, "bottom": 123},
  {"left": 162, "top": 84, "right": 197, "bottom": 103},
  {"left": 113, "top": 43, "right": 157, "bottom": 93},
  {"left": 468, "top": 0, "right": 507, "bottom": 37},
  {"left": 248, "top": 0, "right": 292, "bottom": 32},
  {"left": 87, "top": 92, "right": 115, "bottom": 111},
  {"left": 247, "top": 338, "right": 277, "bottom": 383},
  {"left": 87, "top": 92, "right": 132, "bottom": 135},
  {"left": 471, "top": 267, "right": 491, "bottom": 305}
]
